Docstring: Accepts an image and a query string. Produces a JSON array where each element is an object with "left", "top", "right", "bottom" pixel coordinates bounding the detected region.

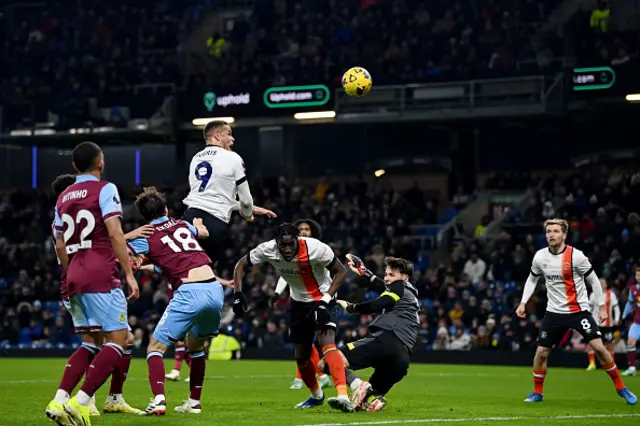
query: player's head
[
  {"left": 72, "top": 142, "right": 104, "bottom": 175},
  {"left": 203, "top": 120, "right": 234, "bottom": 150},
  {"left": 275, "top": 223, "right": 300, "bottom": 261},
  {"left": 135, "top": 186, "right": 168, "bottom": 222},
  {"left": 543, "top": 218, "right": 568, "bottom": 247},
  {"left": 383, "top": 256, "right": 413, "bottom": 285},
  {"left": 636, "top": 265, "right": 640, "bottom": 283},
  {"left": 293, "top": 218, "right": 322, "bottom": 239},
  {"left": 52, "top": 174, "right": 76, "bottom": 197}
]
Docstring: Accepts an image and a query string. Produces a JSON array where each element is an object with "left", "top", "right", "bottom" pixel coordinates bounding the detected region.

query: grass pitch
[{"left": 0, "top": 358, "right": 638, "bottom": 426}]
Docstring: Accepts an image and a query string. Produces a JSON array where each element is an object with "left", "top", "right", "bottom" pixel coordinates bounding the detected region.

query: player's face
[
  {"left": 298, "top": 223, "right": 312, "bottom": 237},
  {"left": 384, "top": 267, "right": 408, "bottom": 285},
  {"left": 216, "top": 124, "right": 234, "bottom": 150},
  {"left": 600, "top": 278, "right": 608, "bottom": 291},
  {"left": 636, "top": 269, "right": 640, "bottom": 283},
  {"left": 278, "top": 235, "right": 298, "bottom": 260},
  {"left": 545, "top": 224, "right": 565, "bottom": 246}
]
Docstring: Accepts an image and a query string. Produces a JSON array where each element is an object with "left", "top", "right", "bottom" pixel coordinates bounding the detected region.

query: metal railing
[{"left": 334, "top": 75, "right": 559, "bottom": 116}]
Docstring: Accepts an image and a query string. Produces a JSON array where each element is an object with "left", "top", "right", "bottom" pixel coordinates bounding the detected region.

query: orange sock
[
  {"left": 322, "top": 344, "right": 347, "bottom": 397},
  {"left": 588, "top": 353, "right": 596, "bottom": 365},
  {"left": 310, "top": 346, "right": 323, "bottom": 376},
  {"left": 296, "top": 359, "right": 319, "bottom": 392},
  {"left": 295, "top": 366, "right": 302, "bottom": 380},
  {"left": 533, "top": 369, "right": 546, "bottom": 395},
  {"left": 602, "top": 362, "right": 625, "bottom": 391}
]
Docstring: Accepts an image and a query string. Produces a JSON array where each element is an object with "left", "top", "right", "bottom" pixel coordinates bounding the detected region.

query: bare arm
[
  {"left": 324, "top": 257, "right": 347, "bottom": 298},
  {"left": 55, "top": 231, "right": 69, "bottom": 270},
  {"left": 192, "top": 218, "right": 209, "bottom": 239},
  {"left": 233, "top": 255, "right": 250, "bottom": 292},
  {"left": 106, "top": 218, "right": 134, "bottom": 275}
]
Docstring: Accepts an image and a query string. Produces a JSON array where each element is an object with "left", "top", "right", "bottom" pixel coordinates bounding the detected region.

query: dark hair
[
  {"left": 293, "top": 218, "right": 322, "bottom": 239},
  {"left": 384, "top": 256, "right": 414, "bottom": 279},
  {"left": 274, "top": 223, "right": 299, "bottom": 242},
  {"left": 72, "top": 141, "right": 102, "bottom": 173},
  {"left": 135, "top": 187, "right": 167, "bottom": 222},
  {"left": 52, "top": 174, "right": 76, "bottom": 197},
  {"left": 203, "top": 120, "right": 229, "bottom": 141}
]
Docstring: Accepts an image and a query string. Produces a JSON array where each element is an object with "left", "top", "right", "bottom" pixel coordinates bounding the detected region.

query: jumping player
[
  {"left": 329, "top": 254, "right": 419, "bottom": 412},
  {"left": 234, "top": 223, "right": 353, "bottom": 412},
  {"left": 126, "top": 187, "right": 224, "bottom": 415},
  {"left": 622, "top": 266, "right": 640, "bottom": 376},
  {"left": 273, "top": 218, "right": 331, "bottom": 391},
  {"left": 587, "top": 278, "right": 620, "bottom": 371},
  {"left": 48, "top": 174, "right": 143, "bottom": 420},
  {"left": 516, "top": 218, "right": 636, "bottom": 405},
  {"left": 47, "top": 142, "right": 140, "bottom": 426},
  {"left": 182, "top": 120, "right": 275, "bottom": 268}
]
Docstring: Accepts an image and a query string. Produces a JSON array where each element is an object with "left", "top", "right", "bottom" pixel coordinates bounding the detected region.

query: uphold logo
[{"left": 203, "top": 91, "right": 250, "bottom": 111}]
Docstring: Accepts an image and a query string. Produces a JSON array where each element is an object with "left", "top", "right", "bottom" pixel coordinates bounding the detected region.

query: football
[{"left": 342, "top": 67, "right": 373, "bottom": 97}]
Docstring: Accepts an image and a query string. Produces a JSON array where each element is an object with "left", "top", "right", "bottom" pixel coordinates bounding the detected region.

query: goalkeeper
[{"left": 319, "top": 254, "right": 420, "bottom": 412}]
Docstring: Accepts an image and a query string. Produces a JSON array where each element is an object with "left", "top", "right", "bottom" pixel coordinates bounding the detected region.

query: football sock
[
  {"left": 602, "top": 362, "right": 625, "bottom": 391},
  {"left": 174, "top": 346, "right": 186, "bottom": 371},
  {"left": 310, "top": 346, "right": 322, "bottom": 376},
  {"left": 78, "top": 343, "right": 123, "bottom": 405},
  {"left": 295, "top": 367, "right": 302, "bottom": 380},
  {"left": 189, "top": 351, "right": 206, "bottom": 401},
  {"left": 533, "top": 369, "right": 546, "bottom": 394},
  {"left": 57, "top": 342, "right": 99, "bottom": 401},
  {"left": 628, "top": 346, "right": 637, "bottom": 368},
  {"left": 322, "top": 344, "right": 348, "bottom": 397},
  {"left": 147, "top": 351, "right": 166, "bottom": 397},
  {"left": 296, "top": 358, "right": 320, "bottom": 396},
  {"left": 109, "top": 346, "right": 132, "bottom": 395},
  {"left": 345, "top": 368, "right": 358, "bottom": 386},
  {"left": 588, "top": 353, "right": 596, "bottom": 365}
]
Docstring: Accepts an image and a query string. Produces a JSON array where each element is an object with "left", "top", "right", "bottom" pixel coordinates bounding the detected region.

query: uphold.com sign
[
  {"left": 203, "top": 91, "right": 251, "bottom": 111},
  {"left": 263, "top": 85, "right": 330, "bottom": 108}
]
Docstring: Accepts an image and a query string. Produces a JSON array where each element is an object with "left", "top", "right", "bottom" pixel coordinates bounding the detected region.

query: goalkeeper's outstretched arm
[{"left": 343, "top": 280, "right": 404, "bottom": 315}]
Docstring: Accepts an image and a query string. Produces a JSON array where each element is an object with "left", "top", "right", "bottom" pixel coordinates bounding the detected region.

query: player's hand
[
  {"left": 241, "top": 213, "right": 255, "bottom": 222},
  {"left": 233, "top": 291, "right": 248, "bottom": 316},
  {"left": 337, "top": 299, "right": 355, "bottom": 314},
  {"left": 269, "top": 293, "right": 281, "bottom": 309},
  {"left": 125, "top": 273, "right": 140, "bottom": 302},
  {"left": 346, "top": 254, "right": 372, "bottom": 278},
  {"left": 515, "top": 303, "right": 527, "bottom": 318},
  {"left": 312, "top": 295, "right": 332, "bottom": 327},
  {"left": 217, "top": 278, "right": 234, "bottom": 288},
  {"left": 127, "top": 224, "right": 154, "bottom": 240},
  {"left": 193, "top": 218, "right": 204, "bottom": 227},
  {"left": 598, "top": 306, "right": 608, "bottom": 324},
  {"left": 253, "top": 206, "right": 277, "bottom": 218}
]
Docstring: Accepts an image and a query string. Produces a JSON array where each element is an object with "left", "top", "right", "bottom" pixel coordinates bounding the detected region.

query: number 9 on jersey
[{"left": 195, "top": 161, "right": 213, "bottom": 192}]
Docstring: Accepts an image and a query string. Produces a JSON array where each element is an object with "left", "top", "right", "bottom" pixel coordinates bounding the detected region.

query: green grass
[{"left": 0, "top": 358, "right": 638, "bottom": 426}]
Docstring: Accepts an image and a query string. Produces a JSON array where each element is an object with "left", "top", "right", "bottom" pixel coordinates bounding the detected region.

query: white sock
[
  {"left": 54, "top": 389, "right": 70, "bottom": 405},
  {"left": 311, "top": 389, "right": 323, "bottom": 399},
  {"left": 153, "top": 394, "right": 166, "bottom": 405},
  {"left": 319, "top": 374, "right": 328, "bottom": 379},
  {"left": 188, "top": 398, "right": 200, "bottom": 406},
  {"left": 76, "top": 391, "right": 91, "bottom": 406},
  {"left": 110, "top": 393, "right": 123, "bottom": 402},
  {"left": 350, "top": 378, "right": 363, "bottom": 392}
]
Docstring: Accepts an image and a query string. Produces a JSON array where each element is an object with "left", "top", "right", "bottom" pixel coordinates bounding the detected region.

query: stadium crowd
[{"left": 1, "top": 166, "right": 639, "bottom": 358}]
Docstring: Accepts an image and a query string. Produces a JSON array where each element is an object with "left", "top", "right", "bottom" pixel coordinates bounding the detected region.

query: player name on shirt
[{"left": 61, "top": 189, "right": 89, "bottom": 202}]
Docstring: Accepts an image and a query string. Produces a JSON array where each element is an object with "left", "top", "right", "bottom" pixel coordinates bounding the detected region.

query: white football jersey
[
  {"left": 249, "top": 237, "right": 334, "bottom": 303},
  {"left": 531, "top": 245, "right": 593, "bottom": 314},
  {"left": 182, "top": 146, "right": 247, "bottom": 224},
  {"left": 590, "top": 289, "right": 620, "bottom": 327}
]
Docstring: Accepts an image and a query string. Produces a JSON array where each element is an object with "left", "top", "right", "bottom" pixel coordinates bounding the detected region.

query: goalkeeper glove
[
  {"left": 337, "top": 299, "right": 356, "bottom": 314},
  {"left": 232, "top": 291, "right": 248, "bottom": 316},
  {"left": 346, "top": 254, "right": 372, "bottom": 278}
]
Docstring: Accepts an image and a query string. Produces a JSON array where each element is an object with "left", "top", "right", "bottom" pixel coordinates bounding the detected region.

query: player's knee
[
  {"left": 629, "top": 338, "right": 638, "bottom": 346},
  {"left": 126, "top": 331, "right": 135, "bottom": 347},
  {"left": 536, "top": 346, "right": 551, "bottom": 360},
  {"left": 186, "top": 334, "right": 205, "bottom": 353},
  {"left": 146, "top": 337, "right": 168, "bottom": 355}
]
